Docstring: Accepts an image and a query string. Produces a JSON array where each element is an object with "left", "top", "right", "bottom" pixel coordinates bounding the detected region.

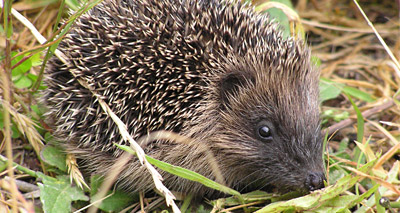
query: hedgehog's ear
[{"left": 219, "top": 72, "right": 249, "bottom": 109}]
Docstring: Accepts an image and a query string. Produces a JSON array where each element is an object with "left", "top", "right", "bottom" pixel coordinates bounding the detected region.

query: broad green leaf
[
  {"left": 90, "top": 175, "right": 138, "bottom": 212},
  {"left": 38, "top": 174, "right": 88, "bottom": 213},
  {"left": 14, "top": 75, "right": 33, "bottom": 89},
  {"left": 319, "top": 78, "right": 343, "bottom": 103},
  {"left": 44, "top": 132, "right": 54, "bottom": 142},
  {"left": 264, "top": 8, "right": 290, "bottom": 38},
  {"left": 40, "top": 145, "right": 67, "bottom": 172},
  {"left": 27, "top": 73, "right": 38, "bottom": 82},
  {"left": 31, "top": 104, "right": 42, "bottom": 117},
  {"left": 11, "top": 52, "right": 32, "bottom": 76},
  {"left": 255, "top": 0, "right": 297, "bottom": 39},
  {"left": 320, "top": 78, "right": 376, "bottom": 103},
  {"left": 11, "top": 124, "right": 21, "bottom": 139}
]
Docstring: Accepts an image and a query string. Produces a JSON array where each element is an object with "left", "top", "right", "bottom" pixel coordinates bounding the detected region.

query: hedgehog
[{"left": 43, "top": 0, "right": 326, "bottom": 197}]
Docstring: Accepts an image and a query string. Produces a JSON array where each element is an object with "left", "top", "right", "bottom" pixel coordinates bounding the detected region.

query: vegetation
[{"left": 0, "top": 0, "right": 399, "bottom": 212}]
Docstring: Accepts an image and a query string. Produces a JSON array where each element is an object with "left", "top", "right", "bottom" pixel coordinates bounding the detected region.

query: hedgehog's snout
[{"left": 305, "top": 171, "right": 326, "bottom": 191}]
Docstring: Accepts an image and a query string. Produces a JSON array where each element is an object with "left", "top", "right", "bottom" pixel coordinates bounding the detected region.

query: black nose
[{"left": 306, "top": 172, "right": 326, "bottom": 191}]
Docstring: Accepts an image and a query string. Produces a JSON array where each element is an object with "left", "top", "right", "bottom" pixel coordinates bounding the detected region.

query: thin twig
[
  {"left": 324, "top": 98, "right": 399, "bottom": 135},
  {"left": 301, "top": 19, "right": 392, "bottom": 34}
]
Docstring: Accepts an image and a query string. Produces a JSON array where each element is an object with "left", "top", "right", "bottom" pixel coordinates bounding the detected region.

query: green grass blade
[{"left": 115, "top": 144, "right": 242, "bottom": 198}]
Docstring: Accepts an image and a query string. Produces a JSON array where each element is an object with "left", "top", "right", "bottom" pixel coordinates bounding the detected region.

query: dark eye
[{"left": 258, "top": 126, "right": 272, "bottom": 139}]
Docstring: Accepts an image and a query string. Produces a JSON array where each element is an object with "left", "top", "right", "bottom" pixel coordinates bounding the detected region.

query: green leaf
[
  {"left": 328, "top": 169, "right": 347, "bottom": 185},
  {"left": 38, "top": 174, "right": 88, "bottom": 213},
  {"left": 11, "top": 52, "right": 32, "bottom": 76},
  {"left": 1, "top": 113, "right": 21, "bottom": 138},
  {"left": 27, "top": 73, "right": 38, "bottom": 81},
  {"left": 322, "top": 109, "right": 349, "bottom": 124},
  {"left": 343, "top": 86, "right": 376, "bottom": 103},
  {"left": 150, "top": 155, "right": 241, "bottom": 196},
  {"left": 30, "top": 52, "right": 43, "bottom": 66},
  {"left": 255, "top": 0, "right": 295, "bottom": 39},
  {"left": 0, "top": 109, "right": 20, "bottom": 138},
  {"left": 212, "top": 190, "right": 275, "bottom": 208},
  {"left": 40, "top": 146, "right": 67, "bottom": 172},
  {"left": 320, "top": 79, "right": 376, "bottom": 103},
  {"left": 90, "top": 175, "right": 138, "bottom": 212},
  {"left": 319, "top": 78, "right": 343, "bottom": 103},
  {"left": 346, "top": 184, "right": 379, "bottom": 210},
  {"left": 11, "top": 124, "right": 21, "bottom": 139},
  {"left": 44, "top": 132, "right": 54, "bottom": 142},
  {"left": 30, "top": 104, "right": 44, "bottom": 117},
  {"left": 115, "top": 144, "right": 242, "bottom": 198},
  {"left": 14, "top": 75, "right": 33, "bottom": 89},
  {"left": 28, "top": 73, "right": 47, "bottom": 91},
  {"left": 31, "top": 104, "right": 42, "bottom": 116},
  {"left": 264, "top": 8, "right": 290, "bottom": 38},
  {"left": 256, "top": 161, "right": 375, "bottom": 212},
  {"left": 49, "top": 41, "right": 61, "bottom": 55},
  {"left": 316, "top": 195, "right": 359, "bottom": 212}
]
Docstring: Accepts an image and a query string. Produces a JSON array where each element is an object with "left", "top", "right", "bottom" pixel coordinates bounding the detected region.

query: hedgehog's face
[{"left": 215, "top": 56, "right": 325, "bottom": 194}]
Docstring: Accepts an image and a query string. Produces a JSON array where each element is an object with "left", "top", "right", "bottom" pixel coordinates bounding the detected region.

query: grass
[{"left": 1, "top": 0, "right": 399, "bottom": 212}]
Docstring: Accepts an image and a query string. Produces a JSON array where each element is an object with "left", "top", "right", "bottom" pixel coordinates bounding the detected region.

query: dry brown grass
[{"left": 303, "top": 0, "right": 399, "bottom": 167}]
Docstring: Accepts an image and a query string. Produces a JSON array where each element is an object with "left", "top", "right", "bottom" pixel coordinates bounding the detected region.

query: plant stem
[
  {"left": 1, "top": 0, "right": 18, "bottom": 211},
  {"left": 0, "top": 155, "right": 38, "bottom": 177}
]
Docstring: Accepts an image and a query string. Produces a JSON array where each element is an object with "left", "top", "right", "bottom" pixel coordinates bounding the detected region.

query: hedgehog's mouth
[
  {"left": 305, "top": 171, "right": 326, "bottom": 191},
  {"left": 272, "top": 171, "right": 326, "bottom": 194},
  {"left": 256, "top": 172, "right": 325, "bottom": 195}
]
